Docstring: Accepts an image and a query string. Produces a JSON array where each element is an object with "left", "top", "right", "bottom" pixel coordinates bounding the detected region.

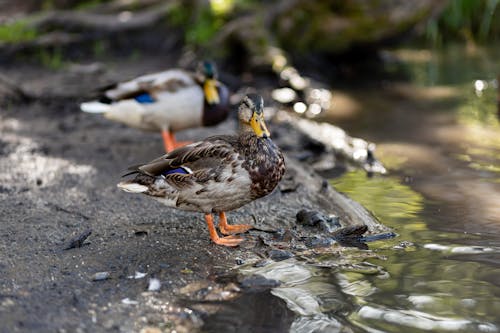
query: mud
[{"left": 0, "top": 57, "right": 388, "bottom": 332}]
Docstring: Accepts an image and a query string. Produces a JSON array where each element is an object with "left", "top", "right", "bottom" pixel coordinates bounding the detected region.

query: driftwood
[
  {"left": 30, "top": 2, "right": 176, "bottom": 33},
  {"left": 277, "top": 111, "right": 387, "bottom": 174},
  {"left": 0, "top": 1, "right": 177, "bottom": 56}
]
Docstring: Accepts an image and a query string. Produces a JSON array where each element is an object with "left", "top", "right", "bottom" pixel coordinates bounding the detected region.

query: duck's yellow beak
[
  {"left": 203, "top": 79, "right": 220, "bottom": 105},
  {"left": 250, "top": 112, "right": 270, "bottom": 138}
]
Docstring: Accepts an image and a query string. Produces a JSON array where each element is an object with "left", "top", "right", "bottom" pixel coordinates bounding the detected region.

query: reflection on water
[
  {"left": 334, "top": 173, "right": 500, "bottom": 332},
  {"left": 332, "top": 45, "right": 500, "bottom": 332},
  {"left": 238, "top": 169, "right": 500, "bottom": 332},
  {"left": 238, "top": 45, "right": 500, "bottom": 332},
  {"left": 204, "top": 44, "right": 500, "bottom": 332}
]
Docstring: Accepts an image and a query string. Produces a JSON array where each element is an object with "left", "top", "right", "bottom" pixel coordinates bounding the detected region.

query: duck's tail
[
  {"left": 80, "top": 101, "right": 111, "bottom": 114},
  {"left": 117, "top": 181, "right": 148, "bottom": 193}
]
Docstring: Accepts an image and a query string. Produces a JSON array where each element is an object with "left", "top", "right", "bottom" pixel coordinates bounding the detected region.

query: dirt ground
[{"left": 0, "top": 57, "right": 387, "bottom": 332}]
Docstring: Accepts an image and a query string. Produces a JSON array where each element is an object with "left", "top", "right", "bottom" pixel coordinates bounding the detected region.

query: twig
[
  {"left": 64, "top": 229, "right": 92, "bottom": 250},
  {"left": 30, "top": 2, "right": 177, "bottom": 33},
  {"left": 0, "top": 73, "right": 31, "bottom": 101}
]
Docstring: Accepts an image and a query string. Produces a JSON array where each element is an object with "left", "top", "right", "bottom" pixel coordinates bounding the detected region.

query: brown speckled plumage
[
  {"left": 122, "top": 131, "right": 285, "bottom": 212},
  {"left": 117, "top": 94, "right": 285, "bottom": 246}
]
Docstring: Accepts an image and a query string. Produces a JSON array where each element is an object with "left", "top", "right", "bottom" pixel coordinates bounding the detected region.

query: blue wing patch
[
  {"left": 135, "top": 93, "right": 155, "bottom": 104},
  {"left": 163, "top": 167, "right": 192, "bottom": 176}
]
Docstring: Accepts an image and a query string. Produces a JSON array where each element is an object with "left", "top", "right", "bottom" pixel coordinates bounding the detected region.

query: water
[
  {"left": 203, "top": 44, "right": 500, "bottom": 332},
  {"left": 326, "top": 44, "right": 500, "bottom": 332}
]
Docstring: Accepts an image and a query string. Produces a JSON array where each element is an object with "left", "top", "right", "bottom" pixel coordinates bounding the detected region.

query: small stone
[
  {"left": 331, "top": 225, "right": 368, "bottom": 240},
  {"left": 147, "top": 278, "right": 161, "bottom": 292},
  {"left": 394, "top": 241, "right": 414, "bottom": 249},
  {"left": 121, "top": 298, "right": 138, "bottom": 305},
  {"left": 140, "top": 327, "right": 162, "bottom": 333},
  {"left": 91, "top": 272, "right": 110, "bottom": 281},
  {"left": 296, "top": 209, "right": 324, "bottom": 226},
  {"left": 64, "top": 229, "right": 92, "bottom": 250},
  {"left": 268, "top": 249, "right": 294, "bottom": 261},
  {"left": 127, "top": 271, "right": 147, "bottom": 279},
  {"left": 252, "top": 259, "right": 271, "bottom": 268},
  {"left": 297, "top": 209, "right": 341, "bottom": 233},
  {"left": 239, "top": 275, "right": 281, "bottom": 291},
  {"left": 304, "top": 236, "right": 333, "bottom": 248},
  {"left": 318, "top": 217, "right": 340, "bottom": 233}
]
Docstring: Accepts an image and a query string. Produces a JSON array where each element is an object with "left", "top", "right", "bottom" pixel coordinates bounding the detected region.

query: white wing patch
[{"left": 117, "top": 182, "right": 148, "bottom": 193}]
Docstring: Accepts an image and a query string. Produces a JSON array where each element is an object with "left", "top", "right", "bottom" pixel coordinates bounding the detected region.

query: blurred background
[{"left": 1, "top": 1, "right": 500, "bottom": 332}]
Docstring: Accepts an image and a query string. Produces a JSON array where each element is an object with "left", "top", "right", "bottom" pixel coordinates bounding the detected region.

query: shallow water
[
  {"left": 326, "top": 44, "right": 500, "bottom": 332},
  {"left": 204, "top": 44, "right": 500, "bottom": 332}
]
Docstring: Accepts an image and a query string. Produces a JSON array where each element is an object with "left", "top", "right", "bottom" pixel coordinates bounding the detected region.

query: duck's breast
[{"left": 145, "top": 85, "right": 205, "bottom": 131}]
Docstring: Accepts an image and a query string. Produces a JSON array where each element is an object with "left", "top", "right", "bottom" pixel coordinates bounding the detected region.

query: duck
[
  {"left": 80, "top": 61, "right": 230, "bottom": 152},
  {"left": 117, "top": 94, "right": 286, "bottom": 246}
]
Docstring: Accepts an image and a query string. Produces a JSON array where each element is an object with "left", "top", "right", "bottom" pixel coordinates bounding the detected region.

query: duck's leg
[
  {"left": 205, "top": 213, "right": 243, "bottom": 246},
  {"left": 161, "top": 128, "right": 175, "bottom": 152},
  {"left": 167, "top": 131, "right": 192, "bottom": 149},
  {"left": 218, "top": 212, "right": 253, "bottom": 235},
  {"left": 162, "top": 129, "right": 192, "bottom": 152}
]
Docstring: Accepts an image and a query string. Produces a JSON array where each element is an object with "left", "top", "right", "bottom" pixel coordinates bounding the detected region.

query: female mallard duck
[
  {"left": 80, "top": 61, "right": 230, "bottom": 152},
  {"left": 118, "top": 94, "right": 285, "bottom": 246}
]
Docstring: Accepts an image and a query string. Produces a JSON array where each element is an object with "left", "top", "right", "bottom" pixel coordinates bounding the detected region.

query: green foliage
[
  {"left": 428, "top": 0, "right": 500, "bottom": 44},
  {"left": 38, "top": 48, "right": 65, "bottom": 69},
  {"left": 93, "top": 40, "right": 106, "bottom": 57},
  {"left": 75, "top": 0, "right": 106, "bottom": 10},
  {"left": 0, "top": 20, "right": 38, "bottom": 43},
  {"left": 186, "top": 7, "right": 223, "bottom": 46},
  {"left": 168, "top": 1, "right": 239, "bottom": 48}
]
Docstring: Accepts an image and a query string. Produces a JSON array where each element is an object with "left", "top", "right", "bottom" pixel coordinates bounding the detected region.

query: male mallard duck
[
  {"left": 80, "top": 61, "right": 230, "bottom": 152},
  {"left": 118, "top": 94, "right": 286, "bottom": 246}
]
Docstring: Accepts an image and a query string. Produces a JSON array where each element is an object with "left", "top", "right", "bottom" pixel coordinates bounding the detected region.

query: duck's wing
[
  {"left": 126, "top": 135, "right": 239, "bottom": 178},
  {"left": 104, "top": 69, "right": 196, "bottom": 101}
]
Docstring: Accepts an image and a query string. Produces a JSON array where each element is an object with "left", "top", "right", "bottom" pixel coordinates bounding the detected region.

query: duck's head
[
  {"left": 199, "top": 61, "right": 220, "bottom": 105},
  {"left": 238, "top": 94, "right": 271, "bottom": 138}
]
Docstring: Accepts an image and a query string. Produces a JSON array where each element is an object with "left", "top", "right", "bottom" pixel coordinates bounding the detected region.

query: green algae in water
[
  {"left": 457, "top": 82, "right": 499, "bottom": 129},
  {"left": 330, "top": 170, "right": 424, "bottom": 222}
]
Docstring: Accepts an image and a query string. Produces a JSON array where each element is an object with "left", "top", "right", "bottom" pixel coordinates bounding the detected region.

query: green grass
[
  {"left": 428, "top": 0, "right": 500, "bottom": 44},
  {"left": 38, "top": 48, "right": 65, "bottom": 69},
  {"left": 0, "top": 20, "right": 38, "bottom": 43}
]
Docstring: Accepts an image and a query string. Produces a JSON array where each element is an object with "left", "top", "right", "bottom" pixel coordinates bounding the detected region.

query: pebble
[
  {"left": 148, "top": 278, "right": 161, "bottom": 292},
  {"left": 304, "top": 236, "right": 333, "bottom": 248},
  {"left": 253, "top": 259, "right": 271, "bottom": 268},
  {"left": 239, "top": 275, "right": 281, "bottom": 291},
  {"left": 64, "top": 229, "right": 92, "bottom": 250},
  {"left": 140, "top": 327, "right": 162, "bottom": 333},
  {"left": 91, "top": 272, "right": 110, "bottom": 281},
  {"left": 121, "top": 298, "right": 138, "bottom": 305},
  {"left": 296, "top": 209, "right": 325, "bottom": 226},
  {"left": 127, "top": 271, "right": 147, "bottom": 279},
  {"left": 296, "top": 209, "right": 341, "bottom": 233},
  {"left": 268, "top": 249, "right": 294, "bottom": 261}
]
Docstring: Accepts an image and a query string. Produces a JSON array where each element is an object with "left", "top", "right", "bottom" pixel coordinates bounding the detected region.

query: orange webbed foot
[
  {"left": 211, "top": 234, "right": 244, "bottom": 247},
  {"left": 205, "top": 213, "right": 244, "bottom": 247},
  {"left": 218, "top": 212, "right": 253, "bottom": 235}
]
